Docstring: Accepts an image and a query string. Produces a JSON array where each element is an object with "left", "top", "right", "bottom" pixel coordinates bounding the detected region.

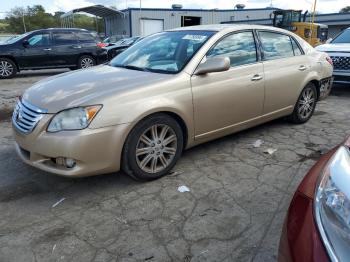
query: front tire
[
  {"left": 122, "top": 114, "right": 184, "bottom": 181},
  {"left": 0, "top": 58, "right": 17, "bottom": 79},
  {"left": 289, "top": 83, "right": 317, "bottom": 124},
  {"left": 77, "top": 55, "right": 95, "bottom": 69}
]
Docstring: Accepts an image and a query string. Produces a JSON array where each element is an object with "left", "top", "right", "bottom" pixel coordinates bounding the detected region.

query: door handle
[
  {"left": 43, "top": 48, "right": 51, "bottom": 51},
  {"left": 298, "top": 65, "right": 307, "bottom": 71},
  {"left": 251, "top": 74, "right": 263, "bottom": 81},
  {"left": 73, "top": 46, "right": 82, "bottom": 49}
]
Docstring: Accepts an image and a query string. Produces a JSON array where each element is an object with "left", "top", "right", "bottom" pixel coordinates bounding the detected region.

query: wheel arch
[
  {"left": 309, "top": 79, "right": 321, "bottom": 100},
  {"left": 77, "top": 53, "right": 96, "bottom": 65},
  {"left": 0, "top": 56, "right": 19, "bottom": 71},
  {"left": 123, "top": 110, "right": 190, "bottom": 152}
]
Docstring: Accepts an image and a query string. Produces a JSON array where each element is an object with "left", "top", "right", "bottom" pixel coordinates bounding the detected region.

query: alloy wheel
[
  {"left": 136, "top": 124, "right": 177, "bottom": 174},
  {"left": 0, "top": 60, "right": 14, "bottom": 77},
  {"left": 298, "top": 87, "right": 316, "bottom": 119},
  {"left": 80, "top": 58, "right": 94, "bottom": 68}
]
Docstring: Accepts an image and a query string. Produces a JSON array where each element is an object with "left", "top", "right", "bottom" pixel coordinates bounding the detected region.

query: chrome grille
[
  {"left": 330, "top": 56, "right": 350, "bottom": 71},
  {"left": 12, "top": 99, "right": 47, "bottom": 134}
]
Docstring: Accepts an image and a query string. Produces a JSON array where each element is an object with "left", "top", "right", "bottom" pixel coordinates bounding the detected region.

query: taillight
[
  {"left": 97, "top": 42, "right": 107, "bottom": 48},
  {"left": 326, "top": 56, "right": 333, "bottom": 66}
]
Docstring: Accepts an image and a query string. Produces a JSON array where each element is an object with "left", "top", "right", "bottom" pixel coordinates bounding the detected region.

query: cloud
[{"left": 51, "top": 0, "right": 96, "bottom": 12}]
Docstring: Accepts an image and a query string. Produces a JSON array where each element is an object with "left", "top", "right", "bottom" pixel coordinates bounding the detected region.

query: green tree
[
  {"left": 340, "top": 6, "right": 350, "bottom": 13},
  {"left": 3, "top": 5, "right": 104, "bottom": 34}
]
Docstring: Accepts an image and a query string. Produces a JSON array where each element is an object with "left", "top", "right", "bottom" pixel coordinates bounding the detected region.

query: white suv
[{"left": 316, "top": 27, "right": 350, "bottom": 84}]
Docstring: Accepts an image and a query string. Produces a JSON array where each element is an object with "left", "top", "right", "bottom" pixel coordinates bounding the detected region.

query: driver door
[
  {"left": 191, "top": 31, "right": 265, "bottom": 139},
  {"left": 17, "top": 31, "right": 52, "bottom": 68}
]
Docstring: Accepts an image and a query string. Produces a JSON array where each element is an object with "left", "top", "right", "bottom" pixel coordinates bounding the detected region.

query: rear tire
[
  {"left": 122, "top": 114, "right": 183, "bottom": 181},
  {"left": 289, "top": 83, "right": 317, "bottom": 124},
  {"left": 77, "top": 55, "right": 95, "bottom": 69},
  {"left": 0, "top": 58, "right": 17, "bottom": 79}
]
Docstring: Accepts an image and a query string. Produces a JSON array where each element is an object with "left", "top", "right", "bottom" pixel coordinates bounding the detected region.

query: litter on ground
[
  {"left": 264, "top": 148, "right": 278, "bottom": 155},
  {"left": 178, "top": 185, "right": 190, "bottom": 193},
  {"left": 253, "top": 139, "right": 264, "bottom": 148},
  {"left": 52, "top": 198, "right": 66, "bottom": 208}
]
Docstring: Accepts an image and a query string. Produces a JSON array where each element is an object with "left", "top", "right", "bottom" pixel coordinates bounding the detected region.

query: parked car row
[
  {"left": 0, "top": 28, "right": 108, "bottom": 79},
  {"left": 0, "top": 28, "right": 143, "bottom": 79}
]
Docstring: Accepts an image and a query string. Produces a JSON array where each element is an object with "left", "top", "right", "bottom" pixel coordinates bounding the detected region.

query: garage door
[{"left": 140, "top": 19, "right": 164, "bottom": 36}]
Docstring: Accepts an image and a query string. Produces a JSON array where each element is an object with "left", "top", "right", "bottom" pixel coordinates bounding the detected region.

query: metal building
[
  {"left": 223, "top": 12, "right": 350, "bottom": 38},
  {"left": 61, "top": 5, "right": 279, "bottom": 37}
]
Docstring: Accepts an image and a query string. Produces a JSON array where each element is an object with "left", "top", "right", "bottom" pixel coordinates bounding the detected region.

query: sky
[{"left": 0, "top": 0, "right": 349, "bottom": 17}]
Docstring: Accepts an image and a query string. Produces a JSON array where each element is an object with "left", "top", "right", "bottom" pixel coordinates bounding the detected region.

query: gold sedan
[{"left": 12, "top": 25, "right": 333, "bottom": 180}]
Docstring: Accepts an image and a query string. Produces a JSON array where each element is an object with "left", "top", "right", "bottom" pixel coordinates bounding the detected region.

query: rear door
[
  {"left": 17, "top": 31, "right": 52, "bottom": 68},
  {"left": 51, "top": 31, "right": 80, "bottom": 66},
  {"left": 257, "top": 30, "right": 310, "bottom": 114}
]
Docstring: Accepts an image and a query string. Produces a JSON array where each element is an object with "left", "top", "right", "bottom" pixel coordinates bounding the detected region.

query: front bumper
[
  {"left": 333, "top": 71, "right": 350, "bottom": 84},
  {"left": 13, "top": 114, "right": 129, "bottom": 177},
  {"left": 278, "top": 148, "right": 337, "bottom": 262}
]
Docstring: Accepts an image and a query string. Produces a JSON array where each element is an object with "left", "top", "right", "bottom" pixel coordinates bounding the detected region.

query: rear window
[
  {"left": 77, "top": 32, "right": 95, "bottom": 43},
  {"left": 291, "top": 38, "right": 303, "bottom": 56},
  {"left": 258, "top": 31, "right": 294, "bottom": 60},
  {"left": 53, "top": 32, "right": 78, "bottom": 45}
]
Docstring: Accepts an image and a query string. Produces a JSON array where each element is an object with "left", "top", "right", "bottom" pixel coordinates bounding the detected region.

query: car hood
[
  {"left": 23, "top": 65, "right": 173, "bottom": 113},
  {"left": 315, "top": 43, "right": 350, "bottom": 53}
]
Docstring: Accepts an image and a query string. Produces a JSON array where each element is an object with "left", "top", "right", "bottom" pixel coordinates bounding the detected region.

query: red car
[{"left": 279, "top": 136, "right": 350, "bottom": 262}]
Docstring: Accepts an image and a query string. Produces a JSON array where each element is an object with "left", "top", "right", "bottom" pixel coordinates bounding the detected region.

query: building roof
[
  {"left": 60, "top": 5, "right": 125, "bottom": 18},
  {"left": 167, "top": 23, "right": 287, "bottom": 33},
  {"left": 122, "top": 7, "right": 280, "bottom": 12}
]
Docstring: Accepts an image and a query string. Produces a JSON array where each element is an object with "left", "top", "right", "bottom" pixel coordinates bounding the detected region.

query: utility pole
[
  {"left": 22, "top": 11, "right": 27, "bottom": 33},
  {"left": 309, "top": 0, "right": 317, "bottom": 44}
]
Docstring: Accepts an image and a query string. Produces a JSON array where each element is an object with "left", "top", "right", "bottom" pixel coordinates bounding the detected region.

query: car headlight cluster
[
  {"left": 315, "top": 146, "right": 350, "bottom": 262},
  {"left": 47, "top": 105, "right": 102, "bottom": 132}
]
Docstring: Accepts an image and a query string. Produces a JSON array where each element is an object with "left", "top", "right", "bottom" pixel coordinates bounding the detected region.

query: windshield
[
  {"left": 5, "top": 32, "right": 31, "bottom": 44},
  {"left": 109, "top": 30, "right": 215, "bottom": 74},
  {"left": 332, "top": 29, "right": 350, "bottom": 44}
]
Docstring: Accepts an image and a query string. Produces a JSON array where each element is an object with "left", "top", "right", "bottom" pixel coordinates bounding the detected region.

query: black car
[
  {"left": 104, "top": 36, "right": 142, "bottom": 61},
  {"left": 0, "top": 28, "right": 108, "bottom": 79}
]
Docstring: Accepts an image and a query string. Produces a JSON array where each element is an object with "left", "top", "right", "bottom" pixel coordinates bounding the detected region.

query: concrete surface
[{"left": 0, "top": 69, "right": 349, "bottom": 262}]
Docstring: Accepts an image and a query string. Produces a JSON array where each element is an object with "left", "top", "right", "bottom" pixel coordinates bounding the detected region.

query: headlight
[
  {"left": 315, "top": 146, "right": 350, "bottom": 262},
  {"left": 47, "top": 105, "right": 102, "bottom": 132}
]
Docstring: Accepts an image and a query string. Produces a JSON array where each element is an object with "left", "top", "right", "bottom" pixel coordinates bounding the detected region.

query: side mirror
[
  {"left": 194, "top": 56, "right": 230, "bottom": 75},
  {"left": 22, "top": 40, "right": 29, "bottom": 47},
  {"left": 326, "top": 38, "right": 333, "bottom": 44}
]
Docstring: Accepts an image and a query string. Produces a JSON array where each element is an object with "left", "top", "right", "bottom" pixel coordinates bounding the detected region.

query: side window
[
  {"left": 77, "top": 32, "right": 95, "bottom": 43},
  {"left": 27, "top": 33, "right": 50, "bottom": 47},
  {"left": 291, "top": 37, "right": 303, "bottom": 56},
  {"left": 258, "top": 31, "right": 294, "bottom": 60},
  {"left": 53, "top": 32, "right": 78, "bottom": 45},
  {"left": 207, "top": 31, "right": 257, "bottom": 67}
]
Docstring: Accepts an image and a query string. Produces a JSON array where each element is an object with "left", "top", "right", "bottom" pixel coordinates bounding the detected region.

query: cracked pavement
[{"left": 0, "top": 70, "right": 349, "bottom": 262}]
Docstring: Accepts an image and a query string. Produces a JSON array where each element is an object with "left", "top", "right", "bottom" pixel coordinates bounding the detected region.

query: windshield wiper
[{"left": 114, "top": 64, "right": 149, "bottom": 72}]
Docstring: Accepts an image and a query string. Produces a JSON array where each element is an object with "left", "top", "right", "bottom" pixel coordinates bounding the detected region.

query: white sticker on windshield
[{"left": 182, "top": 35, "right": 207, "bottom": 41}]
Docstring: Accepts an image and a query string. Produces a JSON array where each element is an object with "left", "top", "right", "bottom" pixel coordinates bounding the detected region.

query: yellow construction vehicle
[{"left": 272, "top": 10, "right": 328, "bottom": 47}]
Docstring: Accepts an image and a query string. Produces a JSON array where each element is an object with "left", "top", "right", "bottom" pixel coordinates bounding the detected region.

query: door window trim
[
  {"left": 192, "top": 29, "right": 261, "bottom": 75},
  {"left": 25, "top": 31, "right": 52, "bottom": 47},
  {"left": 255, "top": 30, "right": 305, "bottom": 61}
]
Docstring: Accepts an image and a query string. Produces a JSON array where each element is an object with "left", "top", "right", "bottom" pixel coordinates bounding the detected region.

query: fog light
[
  {"left": 55, "top": 157, "right": 76, "bottom": 168},
  {"left": 65, "top": 158, "right": 76, "bottom": 168}
]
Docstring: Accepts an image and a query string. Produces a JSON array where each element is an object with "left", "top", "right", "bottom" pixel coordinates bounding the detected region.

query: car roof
[
  {"left": 167, "top": 24, "right": 291, "bottom": 34},
  {"left": 29, "top": 28, "right": 91, "bottom": 34}
]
